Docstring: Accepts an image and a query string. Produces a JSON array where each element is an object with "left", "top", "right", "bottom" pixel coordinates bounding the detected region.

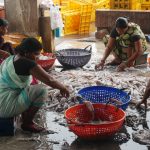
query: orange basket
[
  {"left": 37, "top": 53, "right": 56, "bottom": 71},
  {"left": 65, "top": 103, "right": 125, "bottom": 140}
]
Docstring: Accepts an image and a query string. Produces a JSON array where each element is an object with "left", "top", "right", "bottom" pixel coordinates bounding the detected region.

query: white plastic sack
[
  {"left": 40, "top": 0, "right": 53, "bottom": 9},
  {"left": 49, "top": 5, "right": 64, "bottom": 30}
]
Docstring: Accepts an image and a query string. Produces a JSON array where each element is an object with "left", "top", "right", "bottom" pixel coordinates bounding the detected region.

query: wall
[
  {"left": 5, "top": 0, "right": 42, "bottom": 36},
  {"left": 96, "top": 10, "right": 150, "bottom": 34}
]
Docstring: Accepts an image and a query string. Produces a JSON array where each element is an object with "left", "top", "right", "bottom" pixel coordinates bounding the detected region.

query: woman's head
[
  {"left": 115, "top": 17, "right": 129, "bottom": 35},
  {"left": 0, "top": 18, "right": 8, "bottom": 35},
  {"left": 15, "top": 37, "right": 42, "bottom": 60}
]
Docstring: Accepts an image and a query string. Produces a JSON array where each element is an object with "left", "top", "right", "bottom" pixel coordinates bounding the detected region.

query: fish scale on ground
[{"left": 44, "top": 67, "right": 150, "bottom": 112}]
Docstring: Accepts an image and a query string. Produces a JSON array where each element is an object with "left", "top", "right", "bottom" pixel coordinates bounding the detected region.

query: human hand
[
  {"left": 95, "top": 60, "right": 105, "bottom": 70},
  {"left": 84, "top": 101, "right": 95, "bottom": 120},
  {"left": 127, "top": 61, "right": 134, "bottom": 67},
  {"left": 136, "top": 100, "right": 147, "bottom": 110},
  {"left": 116, "top": 62, "right": 127, "bottom": 72},
  {"left": 60, "top": 86, "right": 70, "bottom": 98}
]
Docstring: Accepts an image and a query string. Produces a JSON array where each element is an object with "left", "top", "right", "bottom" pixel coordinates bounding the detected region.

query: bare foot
[{"left": 21, "top": 122, "right": 46, "bottom": 133}]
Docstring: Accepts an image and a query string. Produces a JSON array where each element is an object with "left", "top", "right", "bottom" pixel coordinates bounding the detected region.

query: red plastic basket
[
  {"left": 37, "top": 53, "right": 56, "bottom": 70},
  {"left": 65, "top": 103, "right": 125, "bottom": 140}
]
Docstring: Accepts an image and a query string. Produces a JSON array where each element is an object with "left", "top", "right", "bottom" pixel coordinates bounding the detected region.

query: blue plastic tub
[{"left": 78, "top": 86, "right": 131, "bottom": 110}]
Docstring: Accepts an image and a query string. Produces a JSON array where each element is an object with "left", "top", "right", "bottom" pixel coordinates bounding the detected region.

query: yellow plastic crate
[
  {"left": 80, "top": 15, "right": 91, "bottom": 23},
  {"left": 140, "top": 0, "right": 150, "bottom": 5},
  {"left": 68, "top": 0, "right": 93, "bottom": 12},
  {"left": 140, "top": 4, "right": 150, "bottom": 9},
  {"left": 68, "top": 1, "right": 81, "bottom": 11},
  {"left": 109, "top": 0, "right": 140, "bottom": 9},
  {"left": 112, "top": 2, "right": 130, "bottom": 9},
  {"left": 91, "top": 1, "right": 109, "bottom": 22},
  {"left": 60, "top": 0, "right": 69, "bottom": 6},
  {"left": 80, "top": 4, "right": 93, "bottom": 13},
  {"left": 60, "top": 5, "right": 70, "bottom": 13},
  {"left": 79, "top": 25, "right": 90, "bottom": 34},
  {"left": 110, "top": 1, "right": 129, "bottom": 9},
  {"left": 62, "top": 12, "right": 80, "bottom": 35},
  {"left": 79, "top": 16, "right": 91, "bottom": 35},
  {"left": 130, "top": 2, "right": 141, "bottom": 9},
  {"left": 61, "top": 0, "right": 94, "bottom": 35},
  {"left": 53, "top": 0, "right": 60, "bottom": 5}
]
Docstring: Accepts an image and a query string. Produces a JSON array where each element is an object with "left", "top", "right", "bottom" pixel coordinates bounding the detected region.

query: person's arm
[
  {"left": 117, "top": 39, "right": 143, "bottom": 71},
  {"left": 125, "top": 39, "right": 143, "bottom": 67},
  {"left": 137, "top": 80, "right": 150, "bottom": 109},
  {"left": 142, "top": 80, "right": 150, "bottom": 102},
  {"left": 30, "top": 65, "right": 69, "bottom": 97},
  {"left": 101, "top": 37, "right": 116, "bottom": 61},
  {"left": 95, "top": 37, "right": 115, "bottom": 70}
]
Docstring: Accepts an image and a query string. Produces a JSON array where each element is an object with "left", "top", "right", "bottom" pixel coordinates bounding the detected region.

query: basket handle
[
  {"left": 84, "top": 45, "right": 92, "bottom": 53},
  {"left": 75, "top": 94, "right": 86, "bottom": 104},
  {"left": 55, "top": 51, "right": 65, "bottom": 60},
  {"left": 105, "top": 99, "right": 121, "bottom": 111},
  {"left": 120, "top": 88, "right": 131, "bottom": 96}
]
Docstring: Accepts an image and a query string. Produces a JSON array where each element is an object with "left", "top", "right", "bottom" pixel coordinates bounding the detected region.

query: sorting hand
[
  {"left": 60, "top": 86, "right": 70, "bottom": 98},
  {"left": 136, "top": 100, "right": 147, "bottom": 110},
  {"left": 84, "top": 101, "right": 95, "bottom": 121},
  {"left": 95, "top": 60, "right": 105, "bottom": 70}
]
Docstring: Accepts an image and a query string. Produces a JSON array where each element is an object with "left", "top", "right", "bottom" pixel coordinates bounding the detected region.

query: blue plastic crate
[
  {"left": 0, "top": 117, "right": 15, "bottom": 136},
  {"left": 78, "top": 86, "right": 131, "bottom": 110}
]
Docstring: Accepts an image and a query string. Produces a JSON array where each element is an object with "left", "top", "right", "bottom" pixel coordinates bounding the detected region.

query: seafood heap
[{"left": 45, "top": 67, "right": 149, "bottom": 113}]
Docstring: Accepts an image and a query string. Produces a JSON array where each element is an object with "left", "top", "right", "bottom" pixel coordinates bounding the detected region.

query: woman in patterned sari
[{"left": 95, "top": 17, "right": 147, "bottom": 72}]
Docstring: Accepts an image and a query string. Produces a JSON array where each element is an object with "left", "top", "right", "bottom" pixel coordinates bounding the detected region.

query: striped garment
[{"left": 0, "top": 56, "right": 47, "bottom": 118}]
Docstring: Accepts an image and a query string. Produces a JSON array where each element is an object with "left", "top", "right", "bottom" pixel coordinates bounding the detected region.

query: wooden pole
[{"left": 39, "top": 16, "right": 55, "bottom": 52}]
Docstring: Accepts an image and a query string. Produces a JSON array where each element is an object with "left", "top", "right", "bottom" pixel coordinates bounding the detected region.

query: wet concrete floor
[{"left": 0, "top": 34, "right": 150, "bottom": 150}]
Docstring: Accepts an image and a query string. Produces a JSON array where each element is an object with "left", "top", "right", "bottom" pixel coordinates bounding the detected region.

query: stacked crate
[
  {"left": 59, "top": 0, "right": 150, "bottom": 36},
  {"left": 109, "top": 0, "right": 140, "bottom": 10},
  {"left": 140, "top": 0, "right": 150, "bottom": 10},
  {"left": 61, "top": 0, "right": 93, "bottom": 35},
  {"left": 53, "top": 0, "right": 61, "bottom": 5},
  {"left": 60, "top": 0, "right": 69, "bottom": 6},
  {"left": 67, "top": 0, "right": 81, "bottom": 11},
  {"left": 91, "top": 0, "right": 110, "bottom": 22},
  {"left": 110, "top": 0, "right": 130, "bottom": 9},
  {"left": 78, "top": 1, "right": 93, "bottom": 34},
  {"left": 61, "top": 1, "right": 81, "bottom": 35},
  {"left": 62, "top": 11, "right": 80, "bottom": 35}
]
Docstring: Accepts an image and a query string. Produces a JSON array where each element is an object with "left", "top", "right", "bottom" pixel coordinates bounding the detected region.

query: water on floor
[{"left": 0, "top": 35, "right": 150, "bottom": 150}]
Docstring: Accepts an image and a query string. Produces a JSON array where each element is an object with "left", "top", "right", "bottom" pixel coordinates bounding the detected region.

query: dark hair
[
  {"left": 0, "top": 18, "right": 8, "bottom": 27},
  {"left": 115, "top": 17, "right": 128, "bottom": 29},
  {"left": 15, "top": 37, "right": 42, "bottom": 55}
]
